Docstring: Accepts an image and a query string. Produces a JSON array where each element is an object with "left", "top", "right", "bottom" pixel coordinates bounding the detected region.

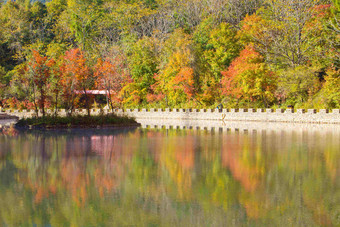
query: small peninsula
[{"left": 15, "top": 114, "right": 140, "bottom": 129}]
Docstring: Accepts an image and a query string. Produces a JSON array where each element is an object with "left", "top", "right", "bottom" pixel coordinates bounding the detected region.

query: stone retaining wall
[{"left": 3, "top": 108, "right": 340, "bottom": 124}]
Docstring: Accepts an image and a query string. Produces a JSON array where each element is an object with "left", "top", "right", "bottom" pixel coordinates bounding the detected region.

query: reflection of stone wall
[
  {"left": 0, "top": 119, "right": 17, "bottom": 126},
  {"left": 3, "top": 108, "right": 340, "bottom": 124},
  {"left": 137, "top": 119, "right": 340, "bottom": 135},
  {"left": 0, "top": 113, "right": 18, "bottom": 120},
  {"left": 0, "top": 114, "right": 18, "bottom": 126}
]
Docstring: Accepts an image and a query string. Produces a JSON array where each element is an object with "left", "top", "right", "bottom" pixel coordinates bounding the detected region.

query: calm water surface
[{"left": 0, "top": 124, "right": 340, "bottom": 226}]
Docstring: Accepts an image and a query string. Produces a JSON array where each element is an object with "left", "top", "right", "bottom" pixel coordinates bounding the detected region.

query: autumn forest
[{"left": 0, "top": 0, "right": 339, "bottom": 112}]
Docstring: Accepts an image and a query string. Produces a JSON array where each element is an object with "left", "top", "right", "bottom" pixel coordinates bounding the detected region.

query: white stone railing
[{"left": 2, "top": 108, "right": 340, "bottom": 124}]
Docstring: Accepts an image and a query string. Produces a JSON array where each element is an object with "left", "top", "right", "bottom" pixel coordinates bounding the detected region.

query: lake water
[{"left": 0, "top": 120, "right": 340, "bottom": 226}]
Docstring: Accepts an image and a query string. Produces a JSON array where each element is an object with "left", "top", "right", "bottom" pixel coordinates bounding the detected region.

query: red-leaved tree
[
  {"left": 62, "top": 48, "right": 94, "bottom": 116},
  {"left": 27, "top": 50, "right": 54, "bottom": 117},
  {"left": 221, "top": 45, "right": 277, "bottom": 107},
  {"left": 94, "top": 56, "right": 130, "bottom": 110}
]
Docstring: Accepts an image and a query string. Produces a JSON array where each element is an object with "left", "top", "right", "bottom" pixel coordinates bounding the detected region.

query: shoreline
[
  {"left": 11, "top": 114, "right": 140, "bottom": 130},
  {"left": 17, "top": 123, "right": 141, "bottom": 130}
]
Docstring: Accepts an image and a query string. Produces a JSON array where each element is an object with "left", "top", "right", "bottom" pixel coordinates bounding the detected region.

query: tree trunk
[
  {"left": 40, "top": 87, "right": 45, "bottom": 118},
  {"left": 83, "top": 88, "right": 90, "bottom": 116},
  {"left": 54, "top": 91, "right": 59, "bottom": 116},
  {"left": 107, "top": 88, "right": 114, "bottom": 112},
  {"left": 32, "top": 84, "right": 39, "bottom": 117}
]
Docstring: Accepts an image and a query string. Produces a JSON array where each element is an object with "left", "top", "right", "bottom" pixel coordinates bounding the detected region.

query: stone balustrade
[{"left": 1, "top": 108, "right": 340, "bottom": 124}]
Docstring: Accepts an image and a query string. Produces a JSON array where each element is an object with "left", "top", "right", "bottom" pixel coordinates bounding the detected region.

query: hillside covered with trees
[{"left": 0, "top": 0, "right": 339, "bottom": 113}]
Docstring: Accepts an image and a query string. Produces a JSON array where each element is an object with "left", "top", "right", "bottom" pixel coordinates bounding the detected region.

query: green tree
[
  {"left": 127, "top": 36, "right": 159, "bottom": 104},
  {"left": 276, "top": 66, "right": 321, "bottom": 107},
  {"left": 67, "top": 0, "right": 104, "bottom": 51},
  {"left": 0, "top": 1, "right": 31, "bottom": 66},
  {"left": 240, "top": 0, "right": 330, "bottom": 68},
  {"left": 321, "top": 67, "right": 340, "bottom": 108},
  {"left": 151, "top": 29, "right": 196, "bottom": 107},
  {"left": 203, "top": 22, "right": 241, "bottom": 80}
]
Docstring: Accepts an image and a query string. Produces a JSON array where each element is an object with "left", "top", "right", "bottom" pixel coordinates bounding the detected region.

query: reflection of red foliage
[
  {"left": 91, "top": 134, "right": 139, "bottom": 197},
  {"left": 221, "top": 135, "right": 260, "bottom": 192},
  {"left": 1, "top": 127, "right": 19, "bottom": 137},
  {"left": 61, "top": 159, "right": 88, "bottom": 207},
  {"left": 25, "top": 132, "right": 140, "bottom": 206},
  {"left": 94, "top": 168, "right": 117, "bottom": 198},
  {"left": 146, "top": 130, "right": 196, "bottom": 169},
  {"left": 146, "top": 131, "right": 164, "bottom": 163},
  {"left": 30, "top": 181, "right": 58, "bottom": 204},
  {"left": 34, "top": 187, "right": 48, "bottom": 204},
  {"left": 304, "top": 196, "right": 332, "bottom": 226},
  {"left": 175, "top": 136, "right": 195, "bottom": 170}
]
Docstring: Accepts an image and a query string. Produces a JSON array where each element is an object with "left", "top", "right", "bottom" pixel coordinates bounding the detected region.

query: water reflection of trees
[{"left": 0, "top": 129, "right": 339, "bottom": 226}]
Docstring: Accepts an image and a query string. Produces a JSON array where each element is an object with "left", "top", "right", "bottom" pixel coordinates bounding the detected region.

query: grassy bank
[{"left": 15, "top": 114, "right": 139, "bottom": 129}]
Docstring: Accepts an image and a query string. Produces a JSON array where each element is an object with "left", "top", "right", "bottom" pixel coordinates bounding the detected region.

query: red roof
[{"left": 74, "top": 90, "right": 110, "bottom": 95}]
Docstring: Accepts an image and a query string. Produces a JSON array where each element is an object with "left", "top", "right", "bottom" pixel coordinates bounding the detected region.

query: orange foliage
[
  {"left": 60, "top": 48, "right": 93, "bottom": 112},
  {"left": 151, "top": 67, "right": 195, "bottom": 106},
  {"left": 221, "top": 45, "right": 277, "bottom": 104},
  {"left": 304, "top": 5, "right": 332, "bottom": 32},
  {"left": 239, "top": 14, "right": 270, "bottom": 45},
  {"left": 173, "top": 67, "right": 195, "bottom": 99},
  {"left": 94, "top": 57, "right": 131, "bottom": 108},
  {"left": 63, "top": 49, "right": 91, "bottom": 86},
  {"left": 28, "top": 50, "right": 55, "bottom": 115}
]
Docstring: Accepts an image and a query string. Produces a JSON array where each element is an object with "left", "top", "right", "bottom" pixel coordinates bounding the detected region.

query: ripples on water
[{"left": 0, "top": 121, "right": 339, "bottom": 226}]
